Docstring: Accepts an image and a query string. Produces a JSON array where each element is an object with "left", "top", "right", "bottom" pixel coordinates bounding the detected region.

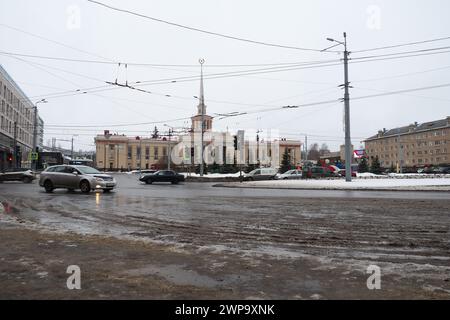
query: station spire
[{"left": 197, "top": 58, "right": 206, "bottom": 115}]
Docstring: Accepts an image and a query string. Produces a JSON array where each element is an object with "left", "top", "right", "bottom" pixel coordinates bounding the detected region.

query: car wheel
[
  {"left": 22, "top": 176, "right": 32, "bottom": 184},
  {"left": 80, "top": 180, "right": 91, "bottom": 194},
  {"left": 103, "top": 188, "right": 113, "bottom": 193},
  {"left": 44, "top": 180, "right": 54, "bottom": 193},
  {"left": 283, "top": 177, "right": 288, "bottom": 180},
  {"left": 145, "top": 180, "right": 152, "bottom": 184}
]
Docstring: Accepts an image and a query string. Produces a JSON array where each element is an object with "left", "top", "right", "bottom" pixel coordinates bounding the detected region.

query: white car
[
  {"left": 243, "top": 168, "right": 278, "bottom": 181},
  {"left": 276, "top": 169, "right": 302, "bottom": 180}
]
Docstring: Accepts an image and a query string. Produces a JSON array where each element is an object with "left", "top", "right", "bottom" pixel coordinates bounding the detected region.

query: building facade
[
  {"left": 0, "top": 64, "right": 44, "bottom": 170},
  {"left": 95, "top": 66, "right": 301, "bottom": 171},
  {"left": 365, "top": 117, "right": 450, "bottom": 168},
  {"left": 95, "top": 132, "right": 178, "bottom": 171}
]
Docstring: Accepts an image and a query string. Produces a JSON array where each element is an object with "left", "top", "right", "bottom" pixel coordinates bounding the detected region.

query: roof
[{"left": 366, "top": 117, "right": 450, "bottom": 141}]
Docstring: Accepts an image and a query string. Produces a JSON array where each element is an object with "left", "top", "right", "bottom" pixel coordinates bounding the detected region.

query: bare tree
[
  {"left": 307, "top": 143, "right": 321, "bottom": 161},
  {"left": 319, "top": 143, "right": 330, "bottom": 156}
]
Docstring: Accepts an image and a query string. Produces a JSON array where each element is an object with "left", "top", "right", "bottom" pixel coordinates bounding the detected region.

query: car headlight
[{"left": 95, "top": 177, "right": 104, "bottom": 182}]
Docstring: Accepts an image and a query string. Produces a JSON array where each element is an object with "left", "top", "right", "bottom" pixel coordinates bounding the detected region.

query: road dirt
[{"left": 1, "top": 190, "right": 450, "bottom": 299}]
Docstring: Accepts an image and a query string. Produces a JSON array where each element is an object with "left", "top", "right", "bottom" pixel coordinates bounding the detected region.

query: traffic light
[
  {"left": 7, "top": 153, "right": 13, "bottom": 162},
  {"left": 233, "top": 136, "right": 238, "bottom": 150}
]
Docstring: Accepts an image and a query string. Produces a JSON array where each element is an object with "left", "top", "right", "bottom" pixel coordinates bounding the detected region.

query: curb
[{"left": 212, "top": 183, "right": 450, "bottom": 192}]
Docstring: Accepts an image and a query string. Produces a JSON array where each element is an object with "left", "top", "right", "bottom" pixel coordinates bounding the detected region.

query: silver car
[
  {"left": 39, "top": 165, "right": 116, "bottom": 193},
  {"left": 276, "top": 169, "right": 303, "bottom": 180}
]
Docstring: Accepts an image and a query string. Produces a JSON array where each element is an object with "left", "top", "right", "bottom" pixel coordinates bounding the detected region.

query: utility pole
[
  {"left": 343, "top": 32, "right": 352, "bottom": 182},
  {"left": 13, "top": 121, "right": 17, "bottom": 169},
  {"left": 167, "top": 128, "right": 172, "bottom": 170},
  {"left": 32, "top": 105, "right": 38, "bottom": 170},
  {"left": 305, "top": 135, "right": 308, "bottom": 161},
  {"left": 256, "top": 129, "right": 262, "bottom": 167},
  {"left": 70, "top": 134, "right": 78, "bottom": 161},
  {"left": 397, "top": 128, "right": 403, "bottom": 173},
  {"left": 325, "top": 32, "right": 352, "bottom": 182},
  {"left": 32, "top": 99, "right": 46, "bottom": 170},
  {"left": 116, "top": 144, "right": 119, "bottom": 171},
  {"left": 139, "top": 137, "right": 142, "bottom": 174},
  {"left": 199, "top": 58, "right": 205, "bottom": 177},
  {"left": 71, "top": 136, "right": 74, "bottom": 160}
]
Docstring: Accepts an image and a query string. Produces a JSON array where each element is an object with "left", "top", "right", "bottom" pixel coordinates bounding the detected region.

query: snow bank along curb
[
  {"left": 214, "top": 178, "right": 450, "bottom": 191},
  {"left": 357, "top": 172, "right": 450, "bottom": 179}
]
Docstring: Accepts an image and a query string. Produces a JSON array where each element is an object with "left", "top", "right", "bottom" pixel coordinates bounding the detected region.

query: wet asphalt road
[
  {"left": 1, "top": 172, "right": 449, "bottom": 199},
  {"left": 1, "top": 173, "right": 450, "bottom": 298}
]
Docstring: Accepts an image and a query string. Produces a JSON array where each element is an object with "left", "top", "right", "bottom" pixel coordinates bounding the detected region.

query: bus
[
  {"left": 37, "top": 152, "right": 64, "bottom": 170},
  {"left": 68, "top": 159, "right": 94, "bottom": 167}
]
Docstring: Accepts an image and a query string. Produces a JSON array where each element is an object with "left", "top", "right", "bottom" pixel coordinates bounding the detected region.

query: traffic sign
[{"left": 29, "top": 152, "right": 38, "bottom": 161}]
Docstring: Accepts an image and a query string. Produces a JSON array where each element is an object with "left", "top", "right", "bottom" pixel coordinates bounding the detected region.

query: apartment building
[
  {"left": 0, "top": 64, "right": 44, "bottom": 170},
  {"left": 365, "top": 117, "right": 450, "bottom": 168}
]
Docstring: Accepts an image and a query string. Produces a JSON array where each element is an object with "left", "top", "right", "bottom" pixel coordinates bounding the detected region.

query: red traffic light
[{"left": 7, "top": 153, "right": 13, "bottom": 162}]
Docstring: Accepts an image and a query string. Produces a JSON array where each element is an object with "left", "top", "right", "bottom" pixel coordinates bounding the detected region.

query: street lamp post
[
  {"left": 199, "top": 59, "right": 205, "bottom": 177},
  {"left": 71, "top": 134, "right": 78, "bottom": 160},
  {"left": 32, "top": 99, "right": 47, "bottom": 170},
  {"left": 164, "top": 124, "right": 174, "bottom": 171},
  {"left": 325, "top": 33, "right": 352, "bottom": 182}
]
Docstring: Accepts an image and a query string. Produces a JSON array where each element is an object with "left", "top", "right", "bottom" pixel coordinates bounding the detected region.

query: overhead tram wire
[
  {"left": 21, "top": 59, "right": 344, "bottom": 101},
  {"left": 0, "top": 23, "right": 115, "bottom": 62},
  {"left": 353, "top": 36, "right": 450, "bottom": 53},
  {"left": 353, "top": 64, "right": 450, "bottom": 83},
  {"left": 351, "top": 45, "right": 450, "bottom": 60},
  {"left": 5, "top": 54, "right": 163, "bottom": 121},
  {"left": 20, "top": 44, "right": 450, "bottom": 103},
  {"left": 87, "top": 0, "right": 338, "bottom": 53},
  {"left": 8, "top": 43, "right": 450, "bottom": 103},
  {"left": 0, "top": 50, "right": 341, "bottom": 68},
  {"left": 41, "top": 81, "right": 450, "bottom": 129}
]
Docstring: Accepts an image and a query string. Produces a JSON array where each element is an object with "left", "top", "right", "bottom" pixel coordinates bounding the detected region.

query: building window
[
  {"left": 127, "top": 146, "right": 132, "bottom": 159},
  {"left": 145, "top": 146, "right": 149, "bottom": 159},
  {"left": 154, "top": 147, "right": 159, "bottom": 159}
]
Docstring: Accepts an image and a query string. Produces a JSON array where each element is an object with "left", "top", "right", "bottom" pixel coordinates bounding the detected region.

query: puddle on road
[{"left": 125, "top": 264, "right": 222, "bottom": 288}]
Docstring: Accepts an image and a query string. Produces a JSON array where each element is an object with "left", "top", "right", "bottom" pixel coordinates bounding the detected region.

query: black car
[
  {"left": 435, "top": 166, "right": 450, "bottom": 174},
  {"left": 0, "top": 168, "right": 35, "bottom": 183},
  {"left": 139, "top": 170, "right": 185, "bottom": 184}
]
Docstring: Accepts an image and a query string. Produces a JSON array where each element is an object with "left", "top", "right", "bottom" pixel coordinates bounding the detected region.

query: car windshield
[{"left": 76, "top": 166, "right": 101, "bottom": 174}]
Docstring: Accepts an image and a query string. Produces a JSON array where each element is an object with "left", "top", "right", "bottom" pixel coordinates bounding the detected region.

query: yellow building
[
  {"left": 95, "top": 66, "right": 302, "bottom": 171},
  {"left": 365, "top": 117, "right": 450, "bottom": 168},
  {"left": 95, "top": 132, "right": 177, "bottom": 171}
]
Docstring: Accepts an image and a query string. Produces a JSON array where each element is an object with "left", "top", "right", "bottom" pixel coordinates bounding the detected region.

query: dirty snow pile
[
  {"left": 239, "top": 178, "right": 450, "bottom": 190},
  {"left": 182, "top": 172, "right": 242, "bottom": 178}
]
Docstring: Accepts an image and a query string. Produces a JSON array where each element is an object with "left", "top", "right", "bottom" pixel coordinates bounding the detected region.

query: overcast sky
[{"left": 1, "top": 0, "right": 449, "bottom": 152}]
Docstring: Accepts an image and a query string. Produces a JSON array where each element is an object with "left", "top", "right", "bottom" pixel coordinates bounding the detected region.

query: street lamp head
[
  {"left": 35, "top": 98, "right": 48, "bottom": 105},
  {"left": 326, "top": 38, "right": 335, "bottom": 42}
]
